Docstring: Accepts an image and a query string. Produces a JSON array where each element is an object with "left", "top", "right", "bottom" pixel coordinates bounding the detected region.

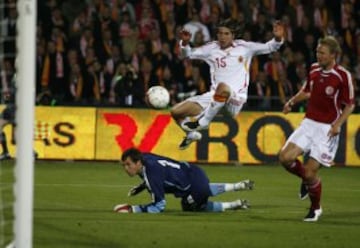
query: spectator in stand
[
  {"left": 23, "top": 0, "right": 359, "bottom": 108},
  {"left": 118, "top": 11, "right": 135, "bottom": 39},
  {"left": 302, "top": 33, "right": 318, "bottom": 69},
  {"left": 138, "top": 56, "right": 159, "bottom": 95},
  {"left": 250, "top": 11, "right": 272, "bottom": 42},
  {"left": 183, "top": 11, "right": 211, "bottom": 43},
  {"left": 103, "top": 45, "right": 123, "bottom": 101},
  {"left": 36, "top": 38, "right": 47, "bottom": 96},
  {"left": 248, "top": 70, "right": 272, "bottom": 111},
  {"left": 41, "top": 39, "right": 70, "bottom": 104},
  {"left": 118, "top": 11, "right": 139, "bottom": 61},
  {"left": 1, "top": 5, "right": 17, "bottom": 64},
  {"left": 310, "top": 0, "right": 329, "bottom": 31},
  {"left": 78, "top": 27, "right": 95, "bottom": 59},
  {"left": 96, "top": 27, "right": 115, "bottom": 65},
  {"left": 222, "top": 0, "right": 239, "bottom": 20},
  {"left": 272, "top": 70, "right": 294, "bottom": 110},
  {"left": 130, "top": 41, "right": 149, "bottom": 73},
  {"left": 173, "top": 0, "right": 188, "bottom": 26},
  {"left": 112, "top": 0, "right": 136, "bottom": 24},
  {"left": 71, "top": 9, "right": 93, "bottom": 39},
  {"left": 178, "top": 65, "right": 207, "bottom": 103},
  {"left": 80, "top": 60, "right": 102, "bottom": 105},
  {"left": 50, "top": 7, "right": 69, "bottom": 34},
  {"left": 109, "top": 63, "right": 143, "bottom": 106},
  {"left": 109, "top": 62, "right": 128, "bottom": 104},
  {"left": 136, "top": 0, "right": 160, "bottom": 40},
  {"left": 161, "top": 65, "right": 182, "bottom": 106},
  {"left": 263, "top": 51, "right": 286, "bottom": 86},
  {"left": 69, "top": 63, "right": 85, "bottom": 103},
  {"left": 160, "top": 10, "right": 177, "bottom": 44}
]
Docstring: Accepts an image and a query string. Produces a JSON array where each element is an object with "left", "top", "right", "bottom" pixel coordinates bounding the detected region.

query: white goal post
[{"left": 13, "top": 0, "right": 37, "bottom": 247}]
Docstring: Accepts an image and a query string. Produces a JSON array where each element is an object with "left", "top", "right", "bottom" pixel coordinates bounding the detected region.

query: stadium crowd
[{"left": 0, "top": 0, "right": 359, "bottom": 112}]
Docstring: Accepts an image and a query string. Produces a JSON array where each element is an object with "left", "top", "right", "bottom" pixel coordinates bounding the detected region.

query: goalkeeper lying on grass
[{"left": 114, "top": 148, "right": 254, "bottom": 213}]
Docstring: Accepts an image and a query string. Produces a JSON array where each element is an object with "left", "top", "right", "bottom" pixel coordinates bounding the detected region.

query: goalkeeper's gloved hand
[
  {"left": 113, "top": 203, "right": 133, "bottom": 213},
  {"left": 128, "top": 182, "right": 147, "bottom": 197}
]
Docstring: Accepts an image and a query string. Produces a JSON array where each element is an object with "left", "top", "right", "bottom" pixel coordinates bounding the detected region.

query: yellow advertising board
[
  {"left": 96, "top": 108, "right": 359, "bottom": 166},
  {"left": 34, "top": 106, "right": 96, "bottom": 159},
  {"left": 1, "top": 105, "right": 359, "bottom": 166},
  {"left": 96, "top": 108, "right": 197, "bottom": 162}
]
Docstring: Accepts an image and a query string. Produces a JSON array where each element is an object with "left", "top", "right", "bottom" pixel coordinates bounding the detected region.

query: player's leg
[
  {"left": 279, "top": 142, "right": 305, "bottom": 178},
  {"left": 209, "top": 180, "right": 255, "bottom": 196},
  {"left": 279, "top": 120, "right": 313, "bottom": 200},
  {"left": 205, "top": 199, "right": 250, "bottom": 212},
  {"left": 181, "top": 168, "right": 211, "bottom": 212},
  {"left": 302, "top": 158, "right": 322, "bottom": 221},
  {"left": 182, "top": 188, "right": 250, "bottom": 212},
  {"left": 279, "top": 142, "right": 309, "bottom": 199},
  {"left": 170, "top": 98, "right": 204, "bottom": 149},
  {"left": 303, "top": 127, "right": 338, "bottom": 222},
  {"left": 182, "top": 83, "right": 230, "bottom": 131}
]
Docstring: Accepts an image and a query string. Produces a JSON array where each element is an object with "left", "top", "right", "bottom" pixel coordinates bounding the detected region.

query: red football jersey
[{"left": 303, "top": 63, "right": 355, "bottom": 124}]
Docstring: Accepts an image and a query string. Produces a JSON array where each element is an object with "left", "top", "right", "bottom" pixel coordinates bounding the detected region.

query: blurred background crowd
[{"left": 0, "top": 0, "right": 359, "bottom": 112}]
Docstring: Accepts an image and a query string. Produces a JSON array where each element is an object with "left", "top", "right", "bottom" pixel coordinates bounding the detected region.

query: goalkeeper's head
[
  {"left": 121, "top": 148, "right": 143, "bottom": 164},
  {"left": 121, "top": 148, "right": 144, "bottom": 177}
]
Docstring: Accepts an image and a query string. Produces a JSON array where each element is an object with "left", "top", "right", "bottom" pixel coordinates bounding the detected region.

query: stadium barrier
[{"left": 1, "top": 105, "right": 359, "bottom": 166}]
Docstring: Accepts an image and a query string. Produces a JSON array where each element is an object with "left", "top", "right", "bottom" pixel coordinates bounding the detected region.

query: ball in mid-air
[{"left": 146, "top": 86, "right": 170, "bottom": 109}]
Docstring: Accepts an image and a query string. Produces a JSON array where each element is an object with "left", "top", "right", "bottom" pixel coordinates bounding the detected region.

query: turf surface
[{"left": 1, "top": 160, "right": 360, "bottom": 247}]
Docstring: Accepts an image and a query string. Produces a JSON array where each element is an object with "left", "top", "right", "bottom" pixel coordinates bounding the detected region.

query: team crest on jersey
[
  {"left": 325, "top": 86, "right": 334, "bottom": 95},
  {"left": 238, "top": 56, "right": 243, "bottom": 62}
]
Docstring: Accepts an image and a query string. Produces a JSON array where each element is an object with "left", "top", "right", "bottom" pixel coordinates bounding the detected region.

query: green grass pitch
[{"left": 1, "top": 160, "right": 360, "bottom": 248}]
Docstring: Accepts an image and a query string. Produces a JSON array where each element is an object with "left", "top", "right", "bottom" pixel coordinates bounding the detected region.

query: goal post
[{"left": 14, "top": 0, "right": 37, "bottom": 247}]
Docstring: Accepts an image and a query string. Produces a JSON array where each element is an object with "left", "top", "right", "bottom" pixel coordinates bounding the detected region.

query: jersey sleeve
[
  {"left": 339, "top": 69, "right": 355, "bottom": 105},
  {"left": 179, "top": 40, "right": 212, "bottom": 60},
  {"left": 132, "top": 165, "right": 166, "bottom": 213},
  {"left": 244, "top": 38, "right": 283, "bottom": 56}
]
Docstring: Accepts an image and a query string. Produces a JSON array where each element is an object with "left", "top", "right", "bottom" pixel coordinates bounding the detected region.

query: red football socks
[
  {"left": 308, "top": 179, "right": 322, "bottom": 210},
  {"left": 286, "top": 159, "right": 306, "bottom": 179}
]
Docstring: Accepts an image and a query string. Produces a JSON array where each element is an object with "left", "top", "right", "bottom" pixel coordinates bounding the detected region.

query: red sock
[
  {"left": 308, "top": 179, "right": 322, "bottom": 210},
  {"left": 285, "top": 159, "right": 306, "bottom": 179}
]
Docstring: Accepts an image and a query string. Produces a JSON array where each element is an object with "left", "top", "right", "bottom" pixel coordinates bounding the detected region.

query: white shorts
[
  {"left": 285, "top": 118, "right": 339, "bottom": 167},
  {"left": 186, "top": 91, "right": 246, "bottom": 117}
]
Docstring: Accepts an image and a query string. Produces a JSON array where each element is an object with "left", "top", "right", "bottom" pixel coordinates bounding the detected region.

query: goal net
[{"left": 0, "top": 0, "right": 36, "bottom": 247}]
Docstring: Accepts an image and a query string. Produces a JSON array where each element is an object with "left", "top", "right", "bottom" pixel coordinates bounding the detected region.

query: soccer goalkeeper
[{"left": 114, "top": 148, "right": 254, "bottom": 213}]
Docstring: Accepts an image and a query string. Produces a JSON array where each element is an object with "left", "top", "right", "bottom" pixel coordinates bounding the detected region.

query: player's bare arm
[
  {"left": 328, "top": 103, "right": 355, "bottom": 137},
  {"left": 283, "top": 90, "right": 310, "bottom": 114},
  {"left": 272, "top": 21, "right": 285, "bottom": 42}
]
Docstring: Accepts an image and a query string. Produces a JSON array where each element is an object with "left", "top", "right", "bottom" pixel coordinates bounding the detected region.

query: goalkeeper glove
[
  {"left": 113, "top": 203, "right": 133, "bottom": 213},
  {"left": 128, "top": 182, "right": 147, "bottom": 197}
]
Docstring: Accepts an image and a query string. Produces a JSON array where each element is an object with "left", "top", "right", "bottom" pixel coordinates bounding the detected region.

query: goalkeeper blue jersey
[{"left": 133, "top": 153, "right": 210, "bottom": 213}]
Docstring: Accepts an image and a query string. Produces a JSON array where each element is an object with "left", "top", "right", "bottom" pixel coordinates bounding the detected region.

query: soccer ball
[{"left": 146, "top": 86, "right": 170, "bottom": 109}]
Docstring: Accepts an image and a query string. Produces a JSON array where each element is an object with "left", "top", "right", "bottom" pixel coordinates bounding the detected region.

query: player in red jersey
[{"left": 279, "top": 36, "right": 355, "bottom": 222}]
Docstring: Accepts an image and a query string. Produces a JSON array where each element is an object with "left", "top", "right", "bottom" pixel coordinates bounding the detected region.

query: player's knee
[
  {"left": 278, "top": 150, "right": 293, "bottom": 166},
  {"left": 303, "top": 167, "right": 318, "bottom": 181},
  {"left": 170, "top": 106, "right": 182, "bottom": 119},
  {"left": 215, "top": 83, "right": 231, "bottom": 98}
]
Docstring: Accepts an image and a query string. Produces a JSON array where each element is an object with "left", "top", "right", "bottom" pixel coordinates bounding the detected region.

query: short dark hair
[
  {"left": 217, "top": 18, "right": 242, "bottom": 38},
  {"left": 121, "top": 148, "right": 143, "bottom": 163}
]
